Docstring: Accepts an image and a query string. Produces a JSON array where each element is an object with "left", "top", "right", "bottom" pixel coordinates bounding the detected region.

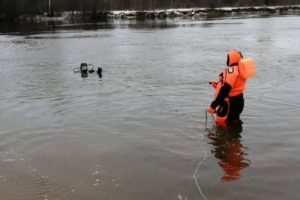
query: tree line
[{"left": 1, "top": 0, "right": 299, "bottom": 18}]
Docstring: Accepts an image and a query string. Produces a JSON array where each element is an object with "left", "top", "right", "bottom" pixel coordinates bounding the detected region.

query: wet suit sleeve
[{"left": 210, "top": 82, "right": 231, "bottom": 109}]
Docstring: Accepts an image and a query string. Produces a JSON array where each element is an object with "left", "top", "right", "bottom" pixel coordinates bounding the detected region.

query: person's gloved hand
[
  {"left": 207, "top": 106, "right": 216, "bottom": 114},
  {"left": 209, "top": 80, "right": 218, "bottom": 89}
]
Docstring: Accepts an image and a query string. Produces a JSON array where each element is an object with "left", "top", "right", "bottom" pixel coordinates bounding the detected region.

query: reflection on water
[
  {"left": 206, "top": 123, "right": 251, "bottom": 182},
  {"left": 81, "top": 72, "right": 88, "bottom": 78}
]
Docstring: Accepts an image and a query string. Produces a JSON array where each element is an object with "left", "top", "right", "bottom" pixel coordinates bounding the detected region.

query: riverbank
[
  {"left": 108, "top": 5, "right": 300, "bottom": 19},
  {"left": 1, "top": 5, "right": 300, "bottom": 23}
]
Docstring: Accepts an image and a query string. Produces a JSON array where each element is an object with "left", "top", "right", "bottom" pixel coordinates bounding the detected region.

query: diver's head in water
[{"left": 80, "top": 63, "right": 88, "bottom": 74}]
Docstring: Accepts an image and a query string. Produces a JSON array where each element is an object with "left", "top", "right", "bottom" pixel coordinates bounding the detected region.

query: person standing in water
[{"left": 207, "top": 50, "right": 255, "bottom": 124}]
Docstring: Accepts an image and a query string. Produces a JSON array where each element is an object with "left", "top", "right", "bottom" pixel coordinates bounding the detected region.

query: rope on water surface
[
  {"left": 177, "top": 110, "right": 213, "bottom": 200},
  {"left": 190, "top": 109, "right": 216, "bottom": 200},
  {"left": 192, "top": 132, "right": 208, "bottom": 200}
]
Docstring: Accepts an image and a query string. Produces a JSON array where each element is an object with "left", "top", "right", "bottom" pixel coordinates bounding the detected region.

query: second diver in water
[{"left": 75, "top": 63, "right": 102, "bottom": 78}]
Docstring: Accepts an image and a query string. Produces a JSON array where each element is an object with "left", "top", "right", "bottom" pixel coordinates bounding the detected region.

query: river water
[{"left": 0, "top": 16, "right": 300, "bottom": 200}]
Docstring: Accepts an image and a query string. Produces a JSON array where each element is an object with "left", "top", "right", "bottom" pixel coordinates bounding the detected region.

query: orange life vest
[
  {"left": 238, "top": 58, "right": 256, "bottom": 79},
  {"left": 223, "top": 66, "right": 246, "bottom": 97},
  {"left": 223, "top": 58, "right": 256, "bottom": 97}
]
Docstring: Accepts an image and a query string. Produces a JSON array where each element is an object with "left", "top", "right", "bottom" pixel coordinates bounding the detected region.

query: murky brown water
[{"left": 1, "top": 16, "right": 300, "bottom": 200}]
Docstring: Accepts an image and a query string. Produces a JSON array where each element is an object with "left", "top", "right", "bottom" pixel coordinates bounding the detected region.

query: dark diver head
[{"left": 80, "top": 63, "right": 88, "bottom": 73}]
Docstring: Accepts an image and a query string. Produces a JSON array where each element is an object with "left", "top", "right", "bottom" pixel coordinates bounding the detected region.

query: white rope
[{"left": 192, "top": 138, "right": 208, "bottom": 200}]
